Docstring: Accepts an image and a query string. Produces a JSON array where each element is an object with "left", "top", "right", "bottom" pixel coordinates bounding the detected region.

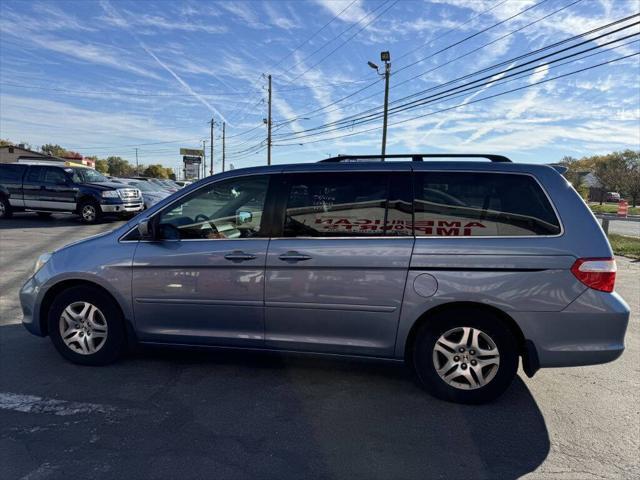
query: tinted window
[
  {"left": 158, "top": 175, "right": 269, "bottom": 240},
  {"left": 0, "top": 164, "right": 26, "bottom": 182},
  {"left": 282, "top": 172, "right": 412, "bottom": 237},
  {"left": 43, "top": 167, "right": 68, "bottom": 184},
  {"left": 25, "top": 166, "right": 44, "bottom": 183},
  {"left": 413, "top": 172, "right": 561, "bottom": 236}
]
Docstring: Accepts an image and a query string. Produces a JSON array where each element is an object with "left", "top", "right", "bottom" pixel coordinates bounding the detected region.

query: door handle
[
  {"left": 224, "top": 251, "right": 257, "bottom": 262},
  {"left": 278, "top": 251, "right": 312, "bottom": 262}
]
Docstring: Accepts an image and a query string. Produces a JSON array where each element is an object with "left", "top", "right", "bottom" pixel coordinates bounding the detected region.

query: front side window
[
  {"left": 157, "top": 175, "right": 269, "bottom": 240},
  {"left": 413, "top": 172, "right": 561, "bottom": 237},
  {"left": 282, "top": 172, "right": 412, "bottom": 237},
  {"left": 43, "top": 168, "right": 68, "bottom": 184}
]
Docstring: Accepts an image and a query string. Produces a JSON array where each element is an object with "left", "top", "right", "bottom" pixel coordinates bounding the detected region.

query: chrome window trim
[{"left": 120, "top": 168, "right": 564, "bottom": 242}]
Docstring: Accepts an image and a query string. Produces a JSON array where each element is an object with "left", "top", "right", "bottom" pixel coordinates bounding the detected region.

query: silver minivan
[{"left": 20, "top": 155, "right": 630, "bottom": 404}]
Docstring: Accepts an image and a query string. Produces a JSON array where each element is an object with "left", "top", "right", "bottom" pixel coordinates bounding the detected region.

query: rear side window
[
  {"left": 413, "top": 172, "right": 561, "bottom": 237},
  {"left": 0, "top": 164, "right": 26, "bottom": 182},
  {"left": 282, "top": 172, "right": 412, "bottom": 237},
  {"left": 25, "top": 166, "right": 45, "bottom": 183}
]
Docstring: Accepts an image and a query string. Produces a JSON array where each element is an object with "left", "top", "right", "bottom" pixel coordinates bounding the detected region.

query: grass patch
[
  {"left": 608, "top": 234, "right": 640, "bottom": 259},
  {"left": 590, "top": 203, "right": 640, "bottom": 216}
]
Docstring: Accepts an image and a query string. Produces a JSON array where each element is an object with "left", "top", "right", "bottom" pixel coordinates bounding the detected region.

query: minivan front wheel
[
  {"left": 48, "top": 286, "right": 126, "bottom": 365},
  {"left": 412, "top": 309, "right": 518, "bottom": 404}
]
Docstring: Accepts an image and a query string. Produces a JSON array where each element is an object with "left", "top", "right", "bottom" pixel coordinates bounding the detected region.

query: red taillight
[{"left": 570, "top": 258, "right": 617, "bottom": 292}]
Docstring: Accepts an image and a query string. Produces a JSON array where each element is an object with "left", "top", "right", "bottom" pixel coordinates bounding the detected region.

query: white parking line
[{"left": 0, "top": 392, "right": 115, "bottom": 416}]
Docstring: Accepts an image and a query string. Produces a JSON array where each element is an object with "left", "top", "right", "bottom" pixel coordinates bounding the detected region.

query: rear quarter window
[{"left": 413, "top": 172, "right": 561, "bottom": 237}]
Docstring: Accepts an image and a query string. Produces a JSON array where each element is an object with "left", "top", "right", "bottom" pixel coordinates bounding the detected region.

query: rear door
[
  {"left": 264, "top": 169, "right": 414, "bottom": 357},
  {"left": 22, "top": 166, "right": 45, "bottom": 209}
]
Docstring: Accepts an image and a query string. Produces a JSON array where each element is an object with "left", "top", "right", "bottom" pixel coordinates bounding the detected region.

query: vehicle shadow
[{"left": 1, "top": 325, "right": 550, "bottom": 480}]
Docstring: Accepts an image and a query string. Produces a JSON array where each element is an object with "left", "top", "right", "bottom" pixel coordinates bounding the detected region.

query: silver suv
[{"left": 20, "top": 154, "right": 630, "bottom": 404}]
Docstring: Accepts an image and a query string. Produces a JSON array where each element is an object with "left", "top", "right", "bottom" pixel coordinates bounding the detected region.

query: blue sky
[{"left": 0, "top": 0, "right": 638, "bottom": 175}]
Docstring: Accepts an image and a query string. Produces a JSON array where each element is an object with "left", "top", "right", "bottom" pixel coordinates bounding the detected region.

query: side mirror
[
  {"left": 137, "top": 219, "right": 153, "bottom": 240},
  {"left": 236, "top": 210, "right": 253, "bottom": 224}
]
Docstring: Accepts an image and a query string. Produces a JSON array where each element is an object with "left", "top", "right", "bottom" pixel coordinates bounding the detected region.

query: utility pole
[
  {"left": 222, "top": 122, "right": 226, "bottom": 172},
  {"left": 202, "top": 140, "right": 206, "bottom": 180},
  {"left": 267, "top": 74, "right": 272, "bottom": 166},
  {"left": 380, "top": 52, "right": 391, "bottom": 158},
  {"left": 135, "top": 148, "right": 139, "bottom": 174},
  {"left": 209, "top": 118, "right": 214, "bottom": 176}
]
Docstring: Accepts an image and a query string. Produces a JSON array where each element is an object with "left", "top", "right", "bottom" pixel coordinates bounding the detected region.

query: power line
[
  {"left": 272, "top": 51, "right": 639, "bottom": 147},
  {"left": 272, "top": 18, "right": 640, "bottom": 140},
  {"left": 277, "top": 0, "right": 563, "bottom": 125},
  {"left": 286, "top": 0, "right": 399, "bottom": 85},
  {"left": 272, "top": 0, "right": 358, "bottom": 71}
]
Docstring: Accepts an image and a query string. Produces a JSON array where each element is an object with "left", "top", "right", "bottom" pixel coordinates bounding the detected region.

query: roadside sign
[
  {"left": 183, "top": 155, "right": 202, "bottom": 164},
  {"left": 180, "top": 148, "right": 204, "bottom": 156}
]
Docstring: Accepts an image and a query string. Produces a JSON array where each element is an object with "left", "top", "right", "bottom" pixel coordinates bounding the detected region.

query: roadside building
[{"left": 0, "top": 144, "right": 48, "bottom": 164}]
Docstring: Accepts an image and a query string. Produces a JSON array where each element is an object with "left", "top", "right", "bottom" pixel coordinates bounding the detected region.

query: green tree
[
  {"left": 164, "top": 167, "right": 175, "bottom": 180},
  {"left": 143, "top": 164, "right": 168, "bottom": 178},
  {"left": 106, "top": 156, "right": 133, "bottom": 177},
  {"left": 593, "top": 151, "right": 633, "bottom": 204},
  {"left": 41, "top": 144, "right": 68, "bottom": 157},
  {"left": 620, "top": 150, "right": 640, "bottom": 207},
  {"left": 0, "top": 139, "right": 13, "bottom": 147},
  {"left": 94, "top": 159, "right": 109, "bottom": 174}
]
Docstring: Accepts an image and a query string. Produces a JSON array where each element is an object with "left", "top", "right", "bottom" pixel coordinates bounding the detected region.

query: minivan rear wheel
[
  {"left": 48, "top": 285, "right": 126, "bottom": 365},
  {"left": 412, "top": 308, "right": 518, "bottom": 404}
]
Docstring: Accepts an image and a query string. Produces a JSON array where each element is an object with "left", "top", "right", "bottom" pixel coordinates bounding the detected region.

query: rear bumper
[
  {"left": 101, "top": 202, "right": 143, "bottom": 214},
  {"left": 513, "top": 289, "right": 630, "bottom": 368}
]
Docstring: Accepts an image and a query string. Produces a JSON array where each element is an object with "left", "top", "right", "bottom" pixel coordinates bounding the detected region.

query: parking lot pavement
[{"left": 1, "top": 215, "right": 638, "bottom": 480}]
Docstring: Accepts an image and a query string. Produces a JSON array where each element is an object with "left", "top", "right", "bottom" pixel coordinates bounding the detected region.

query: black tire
[
  {"left": 48, "top": 285, "right": 127, "bottom": 366},
  {"left": 0, "top": 196, "right": 12, "bottom": 219},
  {"left": 36, "top": 212, "right": 53, "bottom": 218},
  {"left": 412, "top": 307, "right": 519, "bottom": 404},
  {"left": 78, "top": 199, "right": 102, "bottom": 224}
]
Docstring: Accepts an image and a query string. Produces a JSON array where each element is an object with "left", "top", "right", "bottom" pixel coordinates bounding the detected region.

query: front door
[
  {"left": 41, "top": 167, "right": 77, "bottom": 211},
  {"left": 132, "top": 174, "right": 272, "bottom": 347},
  {"left": 265, "top": 170, "right": 414, "bottom": 357}
]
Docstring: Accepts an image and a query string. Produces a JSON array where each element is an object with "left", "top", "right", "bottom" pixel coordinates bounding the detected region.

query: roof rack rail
[{"left": 319, "top": 154, "right": 512, "bottom": 163}]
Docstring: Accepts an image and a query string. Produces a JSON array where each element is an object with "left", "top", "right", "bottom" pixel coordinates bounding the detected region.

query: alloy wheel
[
  {"left": 82, "top": 204, "right": 96, "bottom": 222},
  {"left": 432, "top": 326, "right": 500, "bottom": 390},
  {"left": 59, "top": 301, "right": 108, "bottom": 355}
]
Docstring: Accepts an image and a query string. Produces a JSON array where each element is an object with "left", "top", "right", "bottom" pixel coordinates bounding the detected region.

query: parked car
[
  {"left": 19, "top": 154, "right": 629, "bottom": 404},
  {"left": 117, "top": 178, "right": 170, "bottom": 209},
  {"left": 0, "top": 163, "right": 143, "bottom": 222},
  {"left": 149, "top": 178, "right": 180, "bottom": 192},
  {"left": 605, "top": 192, "right": 621, "bottom": 202},
  {"left": 174, "top": 180, "right": 192, "bottom": 188}
]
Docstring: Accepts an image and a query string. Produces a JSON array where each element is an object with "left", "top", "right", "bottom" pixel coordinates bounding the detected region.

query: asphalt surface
[
  {"left": 598, "top": 217, "right": 640, "bottom": 238},
  {"left": 1, "top": 213, "right": 638, "bottom": 480}
]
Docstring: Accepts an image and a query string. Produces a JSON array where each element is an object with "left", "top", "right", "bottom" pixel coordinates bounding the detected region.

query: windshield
[
  {"left": 66, "top": 168, "right": 109, "bottom": 184},
  {"left": 130, "top": 181, "right": 163, "bottom": 192}
]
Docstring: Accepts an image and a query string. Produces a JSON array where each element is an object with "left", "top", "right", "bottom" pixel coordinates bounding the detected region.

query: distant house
[
  {"left": 0, "top": 144, "right": 95, "bottom": 168},
  {"left": 0, "top": 144, "right": 48, "bottom": 164}
]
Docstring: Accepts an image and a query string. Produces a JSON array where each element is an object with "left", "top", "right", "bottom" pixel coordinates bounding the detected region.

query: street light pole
[
  {"left": 209, "top": 118, "right": 214, "bottom": 176},
  {"left": 267, "top": 74, "right": 272, "bottom": 166},
  {"left": 222, "top": 122, "right": 226, "bottom": 173},
  {"left": 381, "top": 56, "right": 391, "bottom": 158},
  {"left": 368, "top": 51, "right": 391, "bottom": 160}
]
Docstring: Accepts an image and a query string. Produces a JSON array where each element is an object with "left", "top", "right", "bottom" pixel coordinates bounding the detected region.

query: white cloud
[
  {"left": 263, "top": 3, "right": 301, "bottom": 30},
  {"left": 219, "top": 1, "right": 268, "bottom": 29},
  {"left": 314, "top": 0, "right": 369, "bottom": 24}
]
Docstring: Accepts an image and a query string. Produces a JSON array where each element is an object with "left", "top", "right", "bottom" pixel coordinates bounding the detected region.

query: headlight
[
  {"left": 34, "top": 253, "right": 51, "bottom": 275},
  {"left": 101, "top": 190, "right": 119, "bottom": 198}
]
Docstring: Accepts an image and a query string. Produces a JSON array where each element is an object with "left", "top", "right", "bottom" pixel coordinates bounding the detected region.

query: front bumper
[
  {"left": 101, "top": 202, "right": 144, "bottom": 214},
  {"left": 20, "top": 275, "right": 43, "bottom": 336},
  {"left": 513, "top": 289, "right": 630, "bottom": 368}
]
